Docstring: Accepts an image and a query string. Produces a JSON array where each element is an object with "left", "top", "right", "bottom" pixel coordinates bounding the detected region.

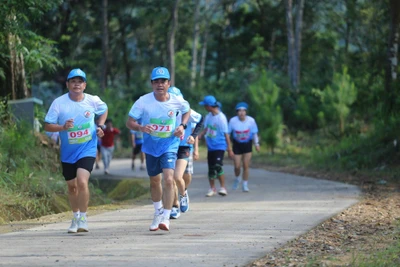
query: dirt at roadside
[{"left": 247, "top": 165, "right": 400, "bottom": 267}]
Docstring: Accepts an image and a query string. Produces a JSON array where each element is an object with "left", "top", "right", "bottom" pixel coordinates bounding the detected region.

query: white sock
[
  {"left": 80, "top": 212, "right": 87, "bottom": 219},
  {"left": 73, "top": 211, "right": 80, "bottom": 219},
  {"left": 243, "top": 180, "right": 248, "bottom": 186},
  {"left": 163, "top": 209, "right": 171, "bottom": 219},
  {"left": 153, "top": 201, "right": 163, "bottom": 215},
  {"left": 236, "top": 176, "right": 241, "bottom": 181}
]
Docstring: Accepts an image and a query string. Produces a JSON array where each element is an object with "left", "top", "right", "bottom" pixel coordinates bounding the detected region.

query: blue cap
[
  {"left": 168, "top": 86, "right": 183, "bottom": 97},
  {"left": 199, "top": 95, "right": 219, "bottom": 106},
  {"left": 151, "top": 66, "right": 170, "bottom": 80},
  {"left": 235, "top": 102, "right": 248, "bottom": 110},
  {"left": 67, "top": 68, "right": 86, "bottom": 81}
]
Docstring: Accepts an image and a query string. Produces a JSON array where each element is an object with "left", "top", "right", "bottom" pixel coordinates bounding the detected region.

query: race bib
[
  {"left": 149, "top": 118, "right": 174, "bottom": 138},
  {"left": 235, "top": 129, "right": 250, "bottom": 141},
  {"left": 67, "top": 122, "right": 92, "bottom": 144},
  {"left": 206, "top": 125, "right": 217, "bottom": 138}
]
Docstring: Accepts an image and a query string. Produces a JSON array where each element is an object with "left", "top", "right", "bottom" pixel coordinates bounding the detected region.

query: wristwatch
[
  {"left": 179, "top": 123, "right": 187, "bottom": 129},
  {"left": 97, "top": 125, "right": 106, "bottom": 130}
]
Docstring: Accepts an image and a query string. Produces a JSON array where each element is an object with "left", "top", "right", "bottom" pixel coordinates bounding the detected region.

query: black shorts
[
  {"left": 207, "top": 150, "right": 225, "bottom": 166},
  {"left": 61, "top": 157, "right": 95, "bottom": 181},
  {"left": 133, "top": 143, "right": 143, "bottom": 156},
  {"left": 232, "top": 140, "right": 252, "bottom": 155},
  {"left": 177, "top": 146, "right": 190, "bottom": 160}
]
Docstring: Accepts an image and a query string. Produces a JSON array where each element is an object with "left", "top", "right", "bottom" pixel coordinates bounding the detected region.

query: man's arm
[{"left": 225, "top": 133, "right": 234, "bottom": 159}]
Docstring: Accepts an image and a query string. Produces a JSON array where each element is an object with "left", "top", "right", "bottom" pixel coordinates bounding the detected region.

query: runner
[
  {"left": 198, "top": 95, "right": 234, "bottom": 197},
  {"left": 126, "top": 67, "right": 190, "bottom": 231},
  {"left": 168, "top": 87, "right": 203, "bottom": 219},
  {"left": 228, "top": 102, "right": 260, "bottom": 192},
  {"left": 100, "top": 118, "right": 120, "bottom": 174},
  {"left": 44, "top": 68, "right": 108, "bottom": 233},
  {"left": 130, "top": 120, "right": 145, "bottom": 171}
]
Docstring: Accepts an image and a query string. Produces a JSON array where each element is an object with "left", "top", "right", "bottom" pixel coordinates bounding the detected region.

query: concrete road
[{"left": 0, "top": 159, "right": 360, "bottom": 267}]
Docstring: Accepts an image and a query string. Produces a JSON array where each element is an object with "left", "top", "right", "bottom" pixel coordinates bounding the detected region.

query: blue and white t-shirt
[
  {"left": 228, "top": 116, "right": 259, "bottom": 143},
  {"left": 45, "top": 93, "right": 108, "bottom": 163},
  {"left": 128, "top": 92, "right": 190, "bottom": 157},
  {"left": 130, "top": 130, "right": 144, "bottom": 145},
  {"left": 178, "top": 109, "right": 202, "bottom": 148},
  {"left": 204, "top": 111, "right": 229, "bottom": 151}
]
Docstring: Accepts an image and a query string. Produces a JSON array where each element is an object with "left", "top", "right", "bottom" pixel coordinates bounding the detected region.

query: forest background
[{"left": 0, "top": 1, "right": 400, "bottom": 266}]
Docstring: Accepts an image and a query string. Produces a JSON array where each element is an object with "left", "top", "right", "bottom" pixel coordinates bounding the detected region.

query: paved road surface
[{"left": 0, "top": 159, "right": 360, "bottom": 267}]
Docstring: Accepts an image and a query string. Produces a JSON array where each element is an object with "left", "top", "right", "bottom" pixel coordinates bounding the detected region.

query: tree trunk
[
  {"left": 168, "top": 0, "right": 180, "bottom": 85},
  {"left": 385, "top": 0, "right": 400, "bottom": 114},
  {"left": 294, "top": 0, "right": 305, "bottom": 91},
  {"left": 121, "top": 25, "right": 131, "bottom": 87},
  {"left": 190, "top": 0, "right": 201, "bottom": 90},
  {"left": 101, "top": 0, "right": 109, "bottom": 91},
  {"left": 284, "top": 0, "right": 296, "bottom": 91},
  {"left": 8, "top": 33, "right": 28, "bottom": 100}
]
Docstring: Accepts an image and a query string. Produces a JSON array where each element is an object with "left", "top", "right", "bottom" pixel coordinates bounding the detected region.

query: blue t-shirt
[
  {"left": 45, "top": 93, "right": 108, "bottom": 163},
  {"left": 130, "top": 130, "right": 144, "bottom": 145},
  {"left": 204, "top": 111, "right": 229, "bottom": 151},
  {"left": 178, "top": 109, "right": 202, "bottom": 148},
  {"left": 128, "top": 92, "right": 190, "bottom": 157}
]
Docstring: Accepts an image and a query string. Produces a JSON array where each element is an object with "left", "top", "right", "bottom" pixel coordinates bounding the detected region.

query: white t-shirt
[
  {"left": 45, "top": 93, "right": 108, "bottom": 163},
  {"left": 228, "top": 115, "right": 258, "bottom": 143},
  {"left": 128, "top": 92, "right": 190, "bottom": 157}
]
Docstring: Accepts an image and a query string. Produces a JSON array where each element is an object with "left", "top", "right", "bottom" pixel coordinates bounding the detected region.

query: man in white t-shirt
[
  {"left": 44, "top": 68, "right": 108, "bottom": 234},
  {"left": 126, "top": 67, "right": 190, "bottom": 231},
  {"left": 228, "top": 102, "right": 260, "bottom": 192}
]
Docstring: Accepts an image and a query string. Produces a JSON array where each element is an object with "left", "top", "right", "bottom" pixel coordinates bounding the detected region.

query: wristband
[{"left": 179, "top": 123, "right": 187, "bottom": 129}]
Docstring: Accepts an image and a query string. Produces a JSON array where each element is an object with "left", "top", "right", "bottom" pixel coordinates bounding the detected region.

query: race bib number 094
[{"left": 67, "top": 122, "right": 92, "bottom": 144}]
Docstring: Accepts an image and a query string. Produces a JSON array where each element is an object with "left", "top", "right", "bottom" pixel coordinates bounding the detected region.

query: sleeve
[
  {"left": 228, "top": 118, "right": 233, "bottom": 134},
  {"left": 128, "top": 97, "right": 143, "bottom": 121},
  {"left": 191, "top": 115, "right": 204, "bottom": 138},
  {"left": 93, "top": 95, "right": 108, "bottom": 115},
  {"left": 250, "top": 117, "right": 259, "bottom": 133},
  {"left": 220, "top": 114, "right": 229, "bottom": 134},
  {"left": 44, "top": 101, "right": 59, "bottom": 124}
]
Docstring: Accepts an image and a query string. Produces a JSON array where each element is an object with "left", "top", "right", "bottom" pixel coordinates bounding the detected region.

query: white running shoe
[
  {"left": 158, "top": 216, "right": 170, "bottom": 231},
  {"left": 77, "top": 216, "right": 89, "bottom": 232},
  {"left": 149, "top": 214, "right": 163, "bottom": 231},
  {"left": 205, "top": 188, "right": 216, "bottom": 197},
  {"left": 68, "top": 218, "right": 78, "bottom": 233},
  {"left": 218, "top": 187, "right": 228, "bottom": 196},
  {"left": 242, "top": 183, "right": 249, "bottom": 192}
]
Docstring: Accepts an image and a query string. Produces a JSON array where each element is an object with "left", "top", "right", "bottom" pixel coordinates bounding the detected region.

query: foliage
[
  {"left": 312, "top": 67, "right": 357, "bottom": 136},
  {"left": 249, "top": 70, "right": 283, "bottom": 153}
]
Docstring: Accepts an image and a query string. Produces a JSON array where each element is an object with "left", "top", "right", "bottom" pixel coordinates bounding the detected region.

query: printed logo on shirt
[
  {"left": 167, "top": 110, "right": 175, "bottom": 117},
  {"left": 84, "top": 110, "right": 91, "bottom": 118}
]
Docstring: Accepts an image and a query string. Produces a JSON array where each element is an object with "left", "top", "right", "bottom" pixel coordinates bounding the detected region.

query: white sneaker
[
  {"left": 242, "top": 183, "right": 249, "bottom": 192},
  {"left": 205, "top": 188, "right": 216, "bottom": 197},
  {"left": 158, "top": 216, "right": 170, "bottom": 231},
  {"left": 77, "top": 216, "right": 89, "bottom": 232},
  {"left": 149, "top": 214, "right": 163, "bottom": 231},
  {"left": 218, "top": 187, "right": 228, "bottom": 196},
  {"left": 68, "top": 218, "right": 78, "bottom": 233}
]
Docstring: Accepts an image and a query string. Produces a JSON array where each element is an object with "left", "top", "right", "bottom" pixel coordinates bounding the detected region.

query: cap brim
[
  {"left": 68, "top": 76, "right": 86, "bottom": 81},
  {"left": 151, "top": 75, "right": 170, "bottom": 80},
  {"left": 199, "top": 101, "right": 205, "bottom": 105}
]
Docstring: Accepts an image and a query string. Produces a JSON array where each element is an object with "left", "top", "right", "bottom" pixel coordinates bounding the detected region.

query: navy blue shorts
[{"left": 145, "top": 152, "right": 177, "bottom": 176}]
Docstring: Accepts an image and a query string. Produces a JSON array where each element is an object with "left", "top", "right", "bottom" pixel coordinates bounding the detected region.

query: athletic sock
[
  {"left": 243, "top": 180, "right": 248, "bottom": 186},
  {"left": 163, "top": 209, "right": 171, "bottom": 219},
  {"left": 80, "top": 212, "right": 87, "bottom": 219},
  {"left": 153, "top": 201, "right": 163, "bottom": 215},
  {"left": 73, "top": 211, "right": 80, "bottom": 219}
]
